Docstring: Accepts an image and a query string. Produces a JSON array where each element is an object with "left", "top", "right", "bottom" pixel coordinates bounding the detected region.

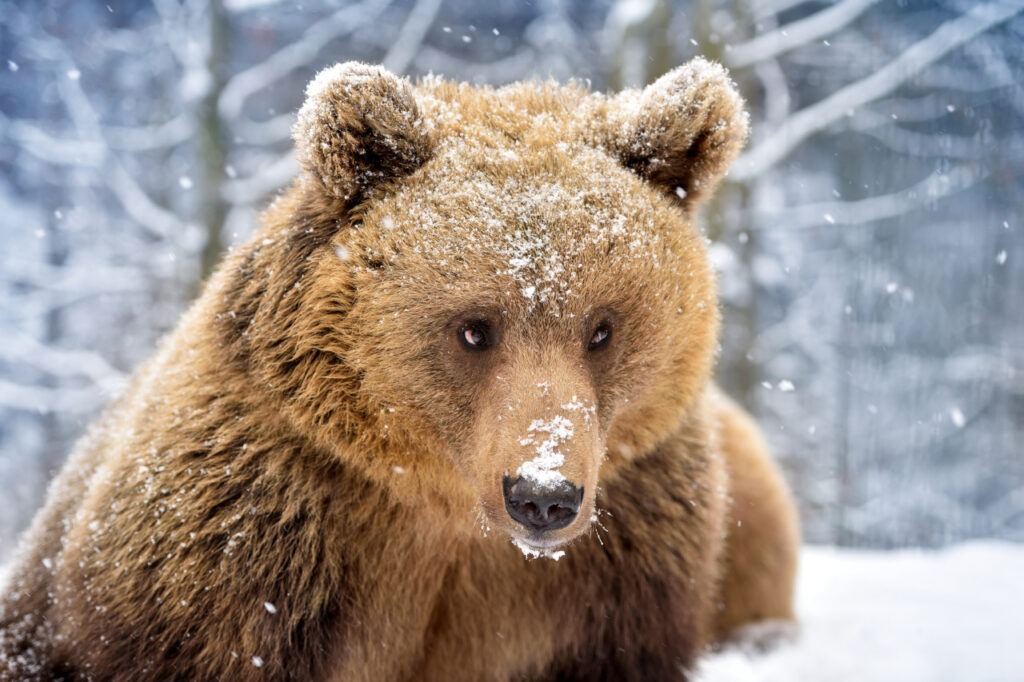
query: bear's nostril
[{"left": 502, "top": 475, "right": 583, "bottom": 532}]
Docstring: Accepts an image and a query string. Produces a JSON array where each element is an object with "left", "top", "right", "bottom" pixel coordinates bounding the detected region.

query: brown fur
[{"left": 0, "top": 59, "right": 798, "bottom": 681}]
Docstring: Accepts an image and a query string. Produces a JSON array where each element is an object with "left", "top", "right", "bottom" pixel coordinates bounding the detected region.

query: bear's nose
[{"left": 502, "top": 475, "right": 583, "bottom": 532}]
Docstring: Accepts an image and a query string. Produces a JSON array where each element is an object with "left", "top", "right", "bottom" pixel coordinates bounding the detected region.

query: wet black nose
[{"left": 502, "top": 475, "right": 583, "bottom": 532}]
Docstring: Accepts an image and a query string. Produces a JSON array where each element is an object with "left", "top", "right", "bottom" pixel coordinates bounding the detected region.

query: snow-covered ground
[
  {"left": 3, "top": 542, "right": 1022, "bottom": 680},
  {"left": 697, "top": 542, "right": 1024, "bottom": 682}
]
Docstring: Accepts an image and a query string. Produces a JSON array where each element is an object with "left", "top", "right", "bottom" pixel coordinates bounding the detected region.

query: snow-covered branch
[
  {"left": 727, "top": 0, "right": 879, "bottom": 69},
  {"left": 222, "top": 152, "right": 298, "bottom": 205},
  {"left": 232, "top": 113, "right": 294, "bottom": 146},
  {"left": 0, "top": 380, "right": 110, "bottom": 414},
  {"left": 12, "top": 30, "right": 190, "bottom": 240},
  {"left": 756, "top": 165, "right": 985, "bottom": 230},
  {"left": 0, "top": 333, "right": 126, "bottom": 389},
  {"left": 748, "top": 0, "right": 818, "bottom": 22},
  {"left": 105, "top": 116, "right": 192, "bottom": 152},
  {"left": 0, "top": 113, "right": 105, "bottom": 167},
  {"left": 733, "top": 1, "right": 1023, "bottom": 180},
  {"left": 753, "top": 56, "right": 791, "bottom": 127},
  {"left": 850, "top": 112, "right": 1021, "bottom": 160},
  {"left": 106, "top": 164, "right": 190, "bottom": 239},
  {"left": 217, "top": 0, "right": 393, "bottom": 122},
  {"left": 382, "top": 0, "right": 444, "bottom": 75}
]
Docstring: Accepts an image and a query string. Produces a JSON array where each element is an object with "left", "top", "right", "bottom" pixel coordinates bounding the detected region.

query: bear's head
[{"left": 232, "top": 60, "right": 747, "bottom": 555}]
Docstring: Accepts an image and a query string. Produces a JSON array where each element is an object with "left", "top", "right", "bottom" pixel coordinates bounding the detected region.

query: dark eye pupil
[
  {"left": 589, "top": 324, "right": 611, "bottom": 350},
  {"left": 461, "top": 324, "right": 489, "bottom": 349}
]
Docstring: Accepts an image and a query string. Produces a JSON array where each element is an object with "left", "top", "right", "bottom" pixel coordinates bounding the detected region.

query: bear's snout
[{"left": 502, "top": 474, "right": 583, "bottom": 532}]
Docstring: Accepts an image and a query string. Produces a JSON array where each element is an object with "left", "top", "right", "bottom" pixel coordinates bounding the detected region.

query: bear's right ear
[{"left": 293, "top": 62, "right": 433, "bottom": 202}]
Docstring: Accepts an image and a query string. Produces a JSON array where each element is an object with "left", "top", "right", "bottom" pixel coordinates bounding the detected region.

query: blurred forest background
[{"left": 0, "top": 0, "right": 1021, "bottom": 561}]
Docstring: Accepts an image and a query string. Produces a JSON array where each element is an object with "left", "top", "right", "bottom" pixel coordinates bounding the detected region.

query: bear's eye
[
  {"left": 459, "top": 322, "right": 492, "bottom": 351},
  {"left": 588, "top": 323, "right": 612, "bottom": 351}
]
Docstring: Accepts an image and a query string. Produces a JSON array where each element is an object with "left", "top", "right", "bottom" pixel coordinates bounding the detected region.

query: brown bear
[{"left": 0, "top": 59, "right": 798, "bottom": 681}]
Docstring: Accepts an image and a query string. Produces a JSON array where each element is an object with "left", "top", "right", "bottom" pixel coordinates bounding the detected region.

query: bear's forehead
[
  {"left": 381, "top": 78, "right": 673, "bottom": 257},
  {"left": 362, "top": 149, "right": 679, "bottom": 316},
  {"left": 346, "top": 79, "right": 696, "bottom": 315}
]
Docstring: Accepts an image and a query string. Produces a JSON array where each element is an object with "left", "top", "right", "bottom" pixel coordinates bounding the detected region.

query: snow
[
  {"left": 511, "top": 537, "right": 566, "bottom": 561},
  {"left": 697, "top": 542, "right": 1024, "bottom": 682},
  {"left": 516, "top": 415, "right": 573, "bottom": 488}
]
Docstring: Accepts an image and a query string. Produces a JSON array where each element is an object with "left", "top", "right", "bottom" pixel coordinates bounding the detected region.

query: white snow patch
[
  {"left": 263, "top": 601, "right": 277, "bottom": 614},
  {"left": 517, "top": 415, "right": 574, "bottom": 488},
  {"left": 512, "top": 537, "right": 566, "bottom": 561},
  {"left": 696, "top": 542, "right": 1024, "bottom": 682},
  {"left": 251, "top": 655, "right": 264, "bottom": 668},
  {"left": 561, "top": 396, "right": 596, "bottom": 424}
]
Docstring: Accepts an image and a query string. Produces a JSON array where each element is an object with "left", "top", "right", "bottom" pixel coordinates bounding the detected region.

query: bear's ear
[
  {"left": 602, "top": 58, "right": 748, "bottom": 207},
  {"left": 293, "top": 62, "right": 433, "bottom": 202}
]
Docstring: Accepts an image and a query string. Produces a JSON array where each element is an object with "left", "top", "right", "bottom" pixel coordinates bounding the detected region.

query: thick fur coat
[{"left": 0, "top": 59, "right": 798, "bottom": 681}]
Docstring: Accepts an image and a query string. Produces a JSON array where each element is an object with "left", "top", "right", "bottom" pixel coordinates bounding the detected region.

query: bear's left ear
[
  {"left": 293, "top": 62, "right": 433, "bottom": 202},
  {"left": 600, "top": 58, "right": 749, "bottom": 208}
]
